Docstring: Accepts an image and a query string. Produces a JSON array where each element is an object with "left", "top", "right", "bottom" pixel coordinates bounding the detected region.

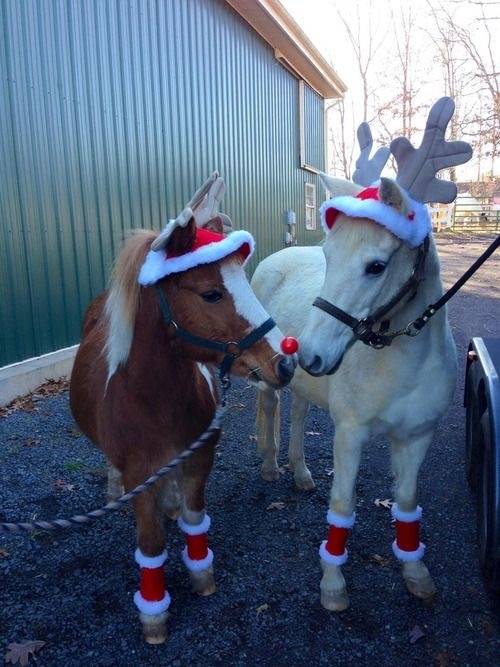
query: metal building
[{"left": 0, "top": 0, "right": 345, "bottom": 398}]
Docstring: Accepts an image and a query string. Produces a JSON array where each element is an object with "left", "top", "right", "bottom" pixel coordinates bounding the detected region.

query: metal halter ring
[
  {"left": 404, "top": 322, "right": 422, "bottom": 337},
  {"left": 224, "top": 341, "right": 241, "bottom": 357}
]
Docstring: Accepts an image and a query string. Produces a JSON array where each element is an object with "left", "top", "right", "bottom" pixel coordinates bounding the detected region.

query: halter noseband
[
  {"left": 313, "top": 237, "right": 429, "bottom": 350},
  {"left": 155, "top": 285, "right": 276, "bottom": 384}
]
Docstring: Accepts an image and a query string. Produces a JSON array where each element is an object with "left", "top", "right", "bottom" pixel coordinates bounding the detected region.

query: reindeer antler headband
[
  {"left": 320, "top": 97, "right": 473, "bottom": 246},
  {"left": 138, "top": 172, "right": 254, "bottom": 285}
]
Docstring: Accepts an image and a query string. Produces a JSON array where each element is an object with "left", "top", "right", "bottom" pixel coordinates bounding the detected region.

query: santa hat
[
  {"left": 319, "top": 184, "right": 431, "bottom": 248},
  {"left": 138, "top": 226, "right": 254, "bottom": 286}
]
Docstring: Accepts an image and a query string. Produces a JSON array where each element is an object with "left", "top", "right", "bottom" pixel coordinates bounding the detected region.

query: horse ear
[
  {"left": 164, "top": 215, "right": 197, "bottom": 255},
  {"left": 379, "top": 177, "right": 410, "bottom": 215},
  {"left": 319, "top": 172, "right": 363, "bottom": 198},
  {"left": 204, "top": 216, "right": 224, "bottom": 234}
]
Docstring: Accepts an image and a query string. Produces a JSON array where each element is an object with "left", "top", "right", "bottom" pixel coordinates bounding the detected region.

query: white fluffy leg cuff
[
  {"left": 391, "top": 503, "right": 423, "bottom": 522},
  {"left": 134, "top": 591, "right": 171, "bottom": 615},
  {"left": 326, "top": 510, "right": 356, "bottom": 529},
  {"left": 177, "top": 514, "right": 211, "bottom": 536},
  {"left": 392, "top": 540, "right": 426, "bottom": 562},
  {"left": 181, "top": 546, "right": 214, "bottom": 572},
  {"left": 319, "top": 541, "right": 348, "bottom": 566},
  {"left": 134, "top": 548, "right": 168, "bottom": 569}
]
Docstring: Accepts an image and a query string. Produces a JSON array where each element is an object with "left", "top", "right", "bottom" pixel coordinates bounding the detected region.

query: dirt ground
[{"left": 0, "top": 233, "right": 499, "bottom": 666}]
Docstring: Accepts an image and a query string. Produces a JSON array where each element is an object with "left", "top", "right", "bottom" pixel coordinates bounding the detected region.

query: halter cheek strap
[{"left": 154, "top": 285, "right": 276, "bottom": 383}]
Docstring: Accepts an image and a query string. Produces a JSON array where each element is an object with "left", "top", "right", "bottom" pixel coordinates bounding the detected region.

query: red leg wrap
[
  {"left": 140, "top": 567, "right": 166, "bottom": 602},
  {"left": 325, "top": 525, "right": 350, "bottom": 556},
  {"left": 186, "top": 533, "right": 209, "bottom": 561},
  {"left": 395, "top": 520, "right": 420, "bottom": 552}
]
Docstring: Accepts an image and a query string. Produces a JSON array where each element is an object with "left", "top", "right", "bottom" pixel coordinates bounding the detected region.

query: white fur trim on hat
[
  {"left": 326, "top": 510, "right": 356, "bottom": 529},
  {"left": 319, "top": 195, "right": 431, "bottom": 247},
  {"left": 134, "top": 591, "right": 171, "bottom": 615},
  {"left": 181, "top": 546, "right": 214, "bottom": 572},
  {"left": 392, "top": 540, "right": 425, "bottom": 562},
  {"left": 177, "top": 514, "right": 211, "bottom": 536},
  {"left": 134, "top": 548, "right": 168, "bottom": 569},
  {"left": 391, "top": 504, "right": 423, "bottom": 523},
  {"left": 319, "top": 541, "right": 348, "bottom": 566},
  {"left": 138, "top": 230, "right": 255, "bottom": 285}
]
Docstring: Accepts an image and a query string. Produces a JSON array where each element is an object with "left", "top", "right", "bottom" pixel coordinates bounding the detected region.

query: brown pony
[{"left": 70, "top": 215, "right": 295, "bottom": 643}]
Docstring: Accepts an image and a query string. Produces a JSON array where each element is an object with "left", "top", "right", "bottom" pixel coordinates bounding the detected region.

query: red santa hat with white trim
[
  {"left": 319, "top": 98, "right": 472, "bottom": 247},
  {"left": 138, "top": 172, "right": 254, "bottom": 286}
]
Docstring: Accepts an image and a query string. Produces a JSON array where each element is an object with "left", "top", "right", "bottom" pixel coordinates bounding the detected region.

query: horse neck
[
  {"left": 389, "top": 235, "right": 448, "bottom": 333},
  {"left": 124, "top": 288, "right": 196, "bottom": 403}
]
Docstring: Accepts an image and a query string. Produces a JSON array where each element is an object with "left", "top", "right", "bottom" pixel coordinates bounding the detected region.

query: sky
[{"left": 282, "top": 0, "right": 500, "bottom": 181}]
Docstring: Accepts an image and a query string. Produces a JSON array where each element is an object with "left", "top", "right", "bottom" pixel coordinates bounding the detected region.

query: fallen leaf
[
  {"left": 23, "top": 438, "right": 40, "bottom": 448},
  {"left": 0, "top": 548, "right": 10, "bottom": 558},
  {"left": 266, "top": 502, "right": 286, "bottom": 511},
  {"left": 409, "top": 624, "right": 425, "bottom": 644},
  {"left": 369, "top": 553, "right": 390, "bottom": 567},
  {"left": 229, "top": 402, "right": 245, "bottom": 410},
  {"left": 5, "top": 640, "right": 46, "bottom": 666},
  {"left": 53, "top": 479, "right": 75, "bottom": 491},
  {"left": 325, "top": 468, "right": 335, "bottom": 476},
  {"left": 249, "top": 435, "right": 258, "bottom": 442},
  {"left": 256, "top": 603, "right": 269, "bottom": 615},
  {"left": 374, "top": 498, "right": 393, "bottom": 509},
  {"left": 305, "top": 431, "right": 321, "bottom": 436}
]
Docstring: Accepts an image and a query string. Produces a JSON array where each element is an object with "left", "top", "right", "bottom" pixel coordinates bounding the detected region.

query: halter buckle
[{"left": 353, "top": 317, "right": 374, "bottom": 340}]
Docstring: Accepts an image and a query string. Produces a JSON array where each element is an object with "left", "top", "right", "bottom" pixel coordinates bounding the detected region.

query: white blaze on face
[{"left": 220, "top": 262, "right": 282, "bottom": 353}]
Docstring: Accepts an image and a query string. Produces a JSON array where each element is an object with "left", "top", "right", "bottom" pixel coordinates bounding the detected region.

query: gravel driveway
[{"left": 1, "top": 234, "right": 499, "bottom": 666}]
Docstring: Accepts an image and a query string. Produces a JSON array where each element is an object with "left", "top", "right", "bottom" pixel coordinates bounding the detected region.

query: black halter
[
  {"left": 313, "top": 237, "right": 430, "bottom": 349},
  {"left": 155, "top": 285, "right": 276, "bottom": 386}
]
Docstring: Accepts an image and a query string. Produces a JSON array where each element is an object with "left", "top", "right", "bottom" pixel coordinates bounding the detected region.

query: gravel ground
[{"left": 1, "top": 234, "right": 499, "bottom": 666}]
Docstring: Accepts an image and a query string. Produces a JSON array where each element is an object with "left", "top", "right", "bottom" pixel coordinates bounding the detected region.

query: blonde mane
[{"left": 105, "top": 231, "right": 156, "bottom": 378}]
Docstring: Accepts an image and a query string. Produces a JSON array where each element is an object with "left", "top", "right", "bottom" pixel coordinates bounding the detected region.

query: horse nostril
[
  {"left": 308, "top": 355, "right": 323, "bottom": 374},
  {"left": 277, "top": 357, "right": 295, "bottom": 384}
]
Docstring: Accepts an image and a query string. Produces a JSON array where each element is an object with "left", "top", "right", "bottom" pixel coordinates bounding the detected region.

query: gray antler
[
  {"left": 352, "top": 122, "right": 390, "bottom": 187},
  {"left": 391, "top": 97, "right": 472, "bottom": 203},
  {"left": 151, "top": 172, "right": 233, "bottom": 251}
]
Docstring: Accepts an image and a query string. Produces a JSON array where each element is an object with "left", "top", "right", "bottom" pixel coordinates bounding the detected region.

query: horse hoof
[
  {"left": 294, "top": 472, "right": 315, "bottom": 491},
  {"left": 190, "top": 567, "right": 216, "bottom": 596},
  {"left": 261, "top": 465, "right": 280, "bottom": 482},
  {"left": 405, "top": 574, "right": 436, "bottom": 600},
  {"left": 320, "top": 588, "right": 350, "bottom": 612},
  {"left": 140, "top": 612, "right": 167, "bottom": 644}
]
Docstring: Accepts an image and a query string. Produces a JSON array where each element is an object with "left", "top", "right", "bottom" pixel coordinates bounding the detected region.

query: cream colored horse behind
[{"left": 251, "top": 176, "right": 457, "bottom": 612}]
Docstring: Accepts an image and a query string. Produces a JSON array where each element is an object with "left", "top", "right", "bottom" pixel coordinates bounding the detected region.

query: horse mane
[{"left": 105, "top": 230, "right": 156, "bottom": 378}]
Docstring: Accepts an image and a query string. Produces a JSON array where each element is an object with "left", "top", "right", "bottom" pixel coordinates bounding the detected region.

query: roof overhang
[{"left": 224, "top": 0, "right": 346, "bottom": 99}]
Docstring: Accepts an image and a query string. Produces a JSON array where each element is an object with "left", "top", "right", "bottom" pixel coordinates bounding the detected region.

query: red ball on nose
[{"left": 281, "top": 336, "right": 299, "bottom": 355}]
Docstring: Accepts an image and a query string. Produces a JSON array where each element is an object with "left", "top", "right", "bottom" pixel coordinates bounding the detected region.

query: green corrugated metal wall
[{"left": 0, "top": 0, "right": 325, "bottom": 367}]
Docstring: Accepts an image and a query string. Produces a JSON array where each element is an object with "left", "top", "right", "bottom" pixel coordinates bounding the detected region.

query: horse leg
[
  {"left": 106, "top": 462, "right": 123, "bottom": 501},
  {"left": 124, "top": 472, "right": 169, "bottom": 645},
  {"left": 319, "top": 424, "right": 366, "bottom": 612},
  {"left": 289, "top": 394, "right": 314, "bottom": 490},
  {"left": 178, "top": 435, "right": 217, "bottom": 596},
  {"left": 255, "top": 385, "right": 281, "bottom": 481},
  {"left": 390, "top": 432, "right": 436, "bottom": 599}
]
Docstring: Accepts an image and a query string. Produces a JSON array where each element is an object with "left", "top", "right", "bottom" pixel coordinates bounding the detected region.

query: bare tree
[
  {"left": 327, "top": 99, "right": 355, "bottom": 179},
  {"left": 335, "top": 1, "right": 386, "bottom": 122},
  {"left": 435, "top": 1, "right": 500, "bottom": 177}
]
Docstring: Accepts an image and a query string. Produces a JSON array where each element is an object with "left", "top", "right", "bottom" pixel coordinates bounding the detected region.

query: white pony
[{"left": 252, "top": 99, "right": 472, "bottom": 610}]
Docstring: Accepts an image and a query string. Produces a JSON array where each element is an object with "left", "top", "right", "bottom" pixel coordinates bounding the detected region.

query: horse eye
[
  {"left": 201, "top": 290, "right": 223, "bottom": 303},
  {"left": 365, "top": 261, "right": 387, "bottom": 276}
]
